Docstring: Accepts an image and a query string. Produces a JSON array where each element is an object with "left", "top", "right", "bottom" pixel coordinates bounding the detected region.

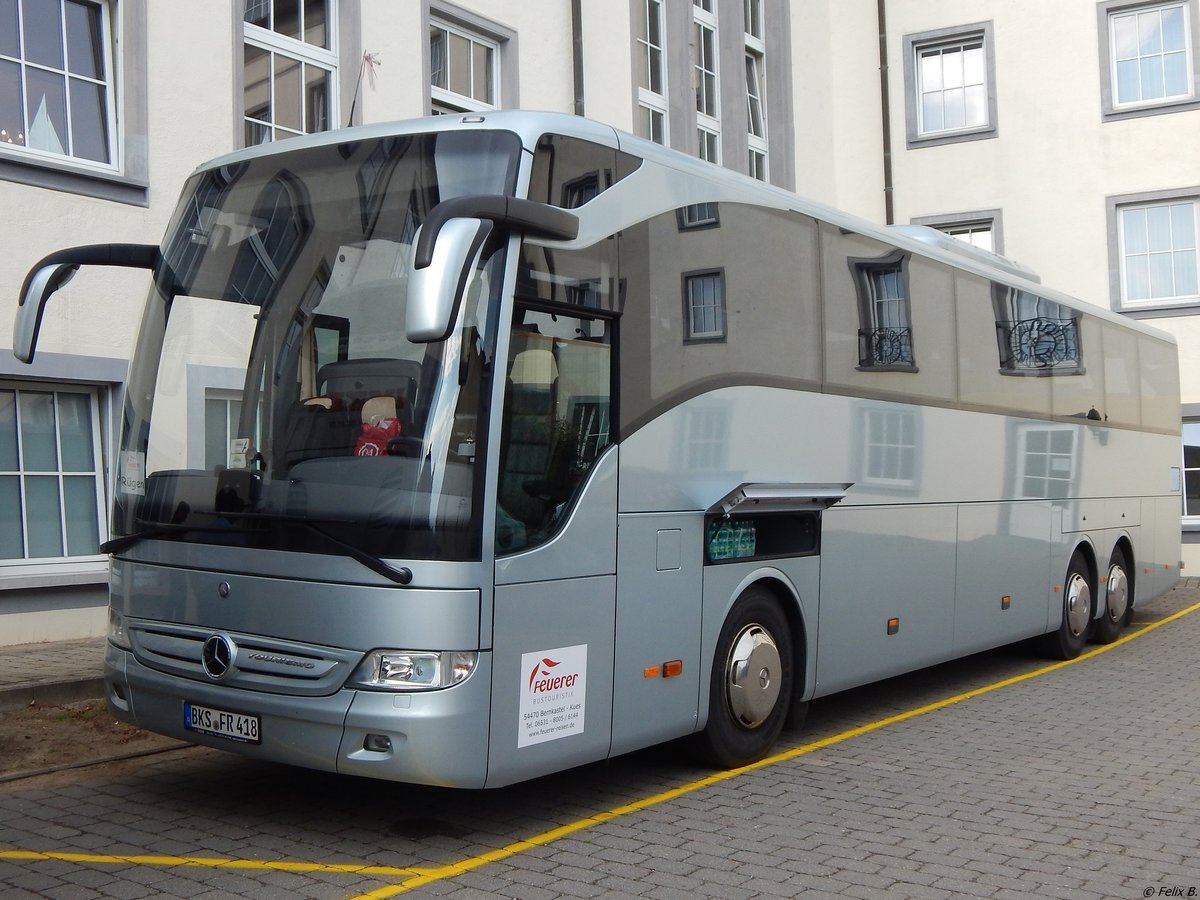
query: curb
[{"left": 0, "top": 677, "right": 107, "bottom": 712}]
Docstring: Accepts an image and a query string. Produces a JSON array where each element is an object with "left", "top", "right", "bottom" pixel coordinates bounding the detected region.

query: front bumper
[{"left": 106, "top": 642, "right": 493, "bottom": 788}]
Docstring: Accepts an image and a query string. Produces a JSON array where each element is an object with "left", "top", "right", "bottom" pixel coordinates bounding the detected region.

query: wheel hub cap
[
  {"left": 726, "top": 624, "right": 781, "bottom": 728},
  {"left": 1106, "top": 565, "right": 1128, "bottom": 623},
  {"left": 1065, "top": 572, "right": 1091, "bottom": 637}
]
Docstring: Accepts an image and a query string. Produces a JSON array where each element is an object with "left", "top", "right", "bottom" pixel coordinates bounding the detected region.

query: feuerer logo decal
[{"left": 518, "top": 644, "right": 586, "bottom": 748}]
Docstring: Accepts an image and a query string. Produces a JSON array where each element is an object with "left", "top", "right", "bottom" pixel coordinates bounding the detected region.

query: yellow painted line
[
  {"left": 0, "top": 849, "right": 432, "bottom": 878},
  {"left": 351, "top": 599, "right": 1200, "bottom": 899},
  {"left": 2, "top": 598, "right": 1198, "bottom": 900}
]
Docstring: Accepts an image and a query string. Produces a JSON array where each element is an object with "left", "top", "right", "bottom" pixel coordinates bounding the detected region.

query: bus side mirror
[
  {"left": 14, "top": 263, "right": 78, "bottom": 363},
  {"left": 405, "top": 195, "right": 578, "bottom": 344},
  {"left": 13, "top": 243, "right": 159, "bottom": 363},
  {"left": 406, "top": 217, "right": 494, "bottom": 343}
]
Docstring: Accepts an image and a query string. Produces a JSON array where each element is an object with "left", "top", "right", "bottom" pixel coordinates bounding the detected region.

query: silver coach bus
[{"left": 15, "top": 111, "right": 1181, "bottom": 787}]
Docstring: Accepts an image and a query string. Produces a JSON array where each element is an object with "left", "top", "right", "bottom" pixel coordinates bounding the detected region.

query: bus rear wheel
[
  {"left": 1037, "top": 551, "right": 1092, "bottom": 660},
  {"left": 1092, "top": 548, "right": 1132, "bottom": 644},
  {"left": 694, "top": 586, "right": 792, "bottom": 768}
]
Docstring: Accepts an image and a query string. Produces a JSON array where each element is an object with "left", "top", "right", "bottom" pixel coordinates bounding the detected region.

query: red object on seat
[{"left": 354, "top": 417, "right": 402, "bottom": 457}]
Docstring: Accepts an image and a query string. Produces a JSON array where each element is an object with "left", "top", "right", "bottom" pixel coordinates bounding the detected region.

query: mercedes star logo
[{"left": 201, "top": 634, "right": 236, "bottom": 680}]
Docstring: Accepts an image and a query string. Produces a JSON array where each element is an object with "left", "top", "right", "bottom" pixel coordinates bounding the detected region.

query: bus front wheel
[
  {"left": 1092, "top": 547, "right": 1132, "bottom": 644},
  {"left": 1038, "top": 551, "right": 1093, "bottom": 660},
  {"left": 694, "top": 586, "right": 792, "bottom": 768}
]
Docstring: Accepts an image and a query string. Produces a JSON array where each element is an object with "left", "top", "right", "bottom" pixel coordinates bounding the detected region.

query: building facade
[{"left": 0, "top": 0, "right": 1196, "bottom": 644}]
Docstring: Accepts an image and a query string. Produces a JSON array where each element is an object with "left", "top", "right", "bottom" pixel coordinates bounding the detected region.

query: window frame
[
  {"left": 1017, "top": 424, "right": 1079, "bottom": 500},
  {"left": 694, "top": 0, "right": 720, "bottom": 160},
  {"left": 860, "top": 406, "right": 920, "bottom": 491},
  {"left": 0, "top": 0, "right": 118, "bottom": 170},
  {"left": 0, "top": 0, "right": 147, "bottom": 204},
  {"left": 1182, "top": 413, "right": 1200, "bottom": 527},
  {"left": 242, "top": 0, "right": 339, "bottom": 146},
  {"left": 636, "top": 0, "right": 669, "bottom": 145},
  {"left": 745, "top": 49, "right": 767, "bottom": 180},
  {"left": 849, "top": 249, "right": 917, "bottom": 371},
  {"left": 910, "top": 209, "right": 1004, "bottom": 255},
  {"left": 426, "top": 4, "right": 516, "bottom": 116},
  {"left": 677, "top": 203, "right": 720, "bottom": 230},
  {"left": 0, "top": 380, "right": 108, "bottom": 574},
  {"left": 1107, "top": 187, "right": 1200, "bottom": 315},
  {"left": 682, "top": 268, "right": 728, "bottom": 343},
  {"left": 1099, "top": 0, "right": 1200, "bottom": 120},
  {"left": 429, "top": 16, "right": 499, "bottom": 113},
  {"left": 992, "top": 285, "right": 1085, "bottom": 377},
  {"left": 902, "top": 21, "right": 997, "bottom": 149}
]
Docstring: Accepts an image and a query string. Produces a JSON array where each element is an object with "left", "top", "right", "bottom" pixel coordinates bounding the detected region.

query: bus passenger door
[
  {"left": 487, "top": 307, "right": 619, "bottom": 787},
  {"left": 610, "top": 513, "right": 704, "bottom": 756}
]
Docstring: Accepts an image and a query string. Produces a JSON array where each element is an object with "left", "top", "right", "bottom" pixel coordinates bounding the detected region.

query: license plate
[{"left": 183, "top": 702, "right": 261, "bottom": 744}]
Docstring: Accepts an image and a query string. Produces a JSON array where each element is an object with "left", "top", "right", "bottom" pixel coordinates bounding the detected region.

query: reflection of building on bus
[{"left": 14, "top": 111, "right": 1181, "bottom": 788}]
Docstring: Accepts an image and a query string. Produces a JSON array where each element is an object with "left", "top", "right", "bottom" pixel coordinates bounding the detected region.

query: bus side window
[{"left": 497, "top": 311, "right": 612, "bottom": 554}]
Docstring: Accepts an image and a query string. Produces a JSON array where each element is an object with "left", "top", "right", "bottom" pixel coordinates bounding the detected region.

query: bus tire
[
  {"left": 1037, "top": 551, "right": 1092, "bottom": 660},
  {"left": 694, "top": 586, "right": 792, "bottom": 768},
  {"left": 1092, "top": 547, "right": 1132, "bottom": 645}
]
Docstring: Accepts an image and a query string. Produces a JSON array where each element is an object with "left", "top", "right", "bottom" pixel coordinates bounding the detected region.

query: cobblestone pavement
[{"left": 1, "top": 583, "right": 1199, "bottom": 899}]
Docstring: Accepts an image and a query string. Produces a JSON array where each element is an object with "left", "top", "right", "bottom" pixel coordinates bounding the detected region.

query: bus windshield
[{"left": 113, "top": 130, "right": 522, "bottom": 563}]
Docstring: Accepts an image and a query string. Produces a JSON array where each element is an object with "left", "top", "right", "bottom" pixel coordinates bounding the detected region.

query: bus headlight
[
  {"left": 350, "top": 650, "right": 477, "bottom": 691},
  {"left": 108, "top": 608, "right": 131, "bottom": 650}
]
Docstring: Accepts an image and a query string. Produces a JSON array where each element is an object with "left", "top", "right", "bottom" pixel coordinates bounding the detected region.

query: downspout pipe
[
  {"left": 877, "top": 0, "right": 895, "bottom": 224},
  {"left": 571, "top": 0, "right": 585, "bottom": 116}
]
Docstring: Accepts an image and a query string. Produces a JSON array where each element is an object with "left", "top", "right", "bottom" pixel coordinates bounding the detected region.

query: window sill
[
  {"left": 905, "top": 125, "right": 997, "bottom": 150},
  {"left": 1103, "top": 96, "right": 1200, "bottom": 122},
  {"left": 856, "top": 364, "right": 919, "bottom": 374},
  {"left": 1116, "top": 301, "right": 1200, "bottom": 319},
  {"left": 999, "top": 366, "right": 1087, "bottom": 377},
  {"left": 0, "top": 561, "right": 110, "bottom": 592},
  {"left": 0, "top": 154, "right": 149, "bottom": 207}
]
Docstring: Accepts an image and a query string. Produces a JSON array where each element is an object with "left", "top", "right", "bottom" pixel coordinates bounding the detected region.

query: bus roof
[{"left": 193, "top": 110, "right": 1175, "bottom": 347}]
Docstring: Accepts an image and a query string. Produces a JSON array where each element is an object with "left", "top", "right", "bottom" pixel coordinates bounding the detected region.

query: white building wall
[{"left": 2, "top": 0, "right": 1195, "bottom": 640}]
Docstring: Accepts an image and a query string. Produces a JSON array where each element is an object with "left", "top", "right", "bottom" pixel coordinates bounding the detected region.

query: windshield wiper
[
  {"left": 231, "top": 511, "right": 415, "bottom": 585},
  {"left": 100, "top": 521, "right": 252, "bottom": 555},
  {"left": 104, "top": 511, "right": 414, "bottom": 585}
]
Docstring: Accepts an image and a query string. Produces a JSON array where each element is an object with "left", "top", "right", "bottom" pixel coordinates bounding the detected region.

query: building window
[
  {"left": 0, "top": 0, "right": 116, "bottom": 168},
  {"left": 917, "top": 39, "right": 986, "bottom": 133},
  {"left": 744, "top": 0, "right": 764, "bottom": 41},
  {"left": 993, "top": 285, "right": 1083, "bottom": 375},
  {"left": 0, "top": 384, "right": 105, "bottom": 562},
  {"left": 1112, "top": 2, "right": 1193, "bottom": 107},
  {"left": 677, "top": 202, "right": 720, "bottom": 229},
  {"left": 430, "top": 18, "right": 498, "bottom": 113},
  {"left": 851, "top": 251, "right": 915, "bottom": 369},
  {"left": 1113, "top": 194, "right": 1199, "bottom": 310},
  {"left": 911, "top": 210, "right": 1005, "bottom": 256},
  {"left": 863, "top": 408, "right": 917, "bottom": 489},
  {"left": 1019, "top": 426, "right": 1077, "bottom": 499},
  {"left": 683, "top": 270, "right": 726, "bottom": 342},
  {"left": 684, "top": 406, "right": 730, "bottom": 469},
  {"left": 694, "top": 0, "right": 720, "bottom": 161},
  {"left": 903, "top": 23, "right": 997, "bottom": 147},
  {"left": 1184, "top": 419, "right": 1200, "bottom": 519},
  {"left": 243, "top": 0, "right": 336, "bottom": 146},
  {"left": 941, "top": 220, "right": 994, "bottom": 252},
  {"left": 745, "top": 52, "right": 767, "bottom": 180},
  {"left": 205, "top": 390, "right": 263, "bottom": 470},
  {"left": 636, "top": 0, "right": 668, "bottom": 144},
  {"left": 1100, "top": 1, "right": 1200, "bottom": 118}
]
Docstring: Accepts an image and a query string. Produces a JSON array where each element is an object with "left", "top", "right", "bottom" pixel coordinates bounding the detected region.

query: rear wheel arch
[{"left": 728, "top": 574, "right": 810, "bottom": 730}]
